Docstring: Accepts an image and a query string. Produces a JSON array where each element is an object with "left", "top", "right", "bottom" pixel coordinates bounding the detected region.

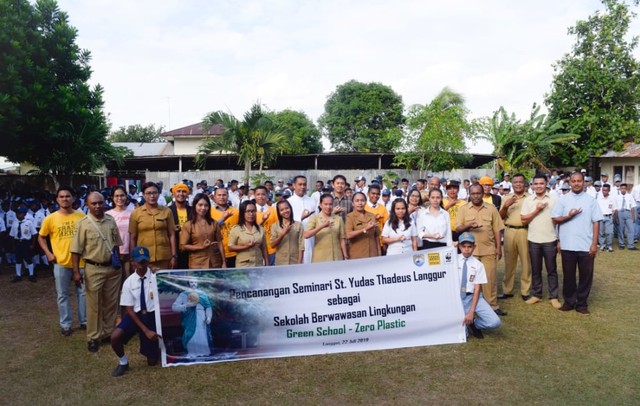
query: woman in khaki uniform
[
  {"left": 179, "top": 194, "right": 226, "bottom": 269},
  {"left": 270, "top": 200, "right": 304, "bottom": 265},
  {"left": 345, "top": 192, "right": 381, "bottom": 259},
  {"left": 304, "top": 194, "right": 348, "bottom": 263},
  {"left": 228, "top": 201, "right": 269, "bottom": 268}
]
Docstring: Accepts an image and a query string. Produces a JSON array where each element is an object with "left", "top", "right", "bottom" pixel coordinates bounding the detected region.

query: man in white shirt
[
  {"left": 597, "top": 184, "right": 615, "bottom": 252},
  {"left": 288, "top": 175, "right": 317, "bottom": 263},
  {"left": 614, "top": 183, "right": 637, "bottom": 250}
]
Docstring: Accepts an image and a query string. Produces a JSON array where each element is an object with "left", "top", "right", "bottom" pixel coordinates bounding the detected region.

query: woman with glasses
[
  {"left": 179, "top": 193, "right": 226, "bottom": 269},
  {"left": 106, "top": 185, "right": 133, "bottom": 277},
  {"left": 227, "top": 201, "right": 269, "bottom": 267},
  {"left": 128, "top": 182, "right": 177, "bottom": 269}
]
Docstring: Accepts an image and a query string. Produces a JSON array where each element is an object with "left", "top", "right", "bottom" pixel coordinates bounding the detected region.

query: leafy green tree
[
  {"left": 196, "top": 103, "right": 285, "bottom": 184},
  {"left": 108, "top": 124, "right": 165, "bottom": 143},
  {"left": 0, "top": 0, "right": 119, "bottom": 182},
  {"left": 545, "top": 0, "right": 640, "bottom": 165},
  {"left": 476, "top": 106, "right": 521, "bottom": 174},
  {"left": 318, "top": 80, "right": 404, "bottom": 152},
  {"left": 266, "top": 109, "right": 322, "bottom": 154},
  {"left": 394, "top": 87, "right": 474, "bottom": 174}
]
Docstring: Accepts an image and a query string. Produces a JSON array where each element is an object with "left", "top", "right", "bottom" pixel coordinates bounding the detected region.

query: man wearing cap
[
  {"left": 479, "top": 176, "right": 501, "bottom": 210},
  {"left": 551, "top": 171, "right": 602, "bottom": 315},
  {"left": 521, "top": 173, "right": 561, "bottom": 308},
  {"left": 127, "top": 184, "right": 139, "bottom": 203},
  {"left": 443, "top": 179, "right": 466, "bottom": 243},
  {"left": 275, "top": 179, "right": 285, "bottom": 193},
  {"left": 354, "top": 176, "right": 367, "bottom": 194},
  {"left": 597, "top": 183, "right": 615, "bottom": 252},
  {"left": 455, "top": 184, "right": 506, "bottom": 316},
  {"left": 614, "top": 183, "right": 637, "bottom": 250},
  {"left": 458, "top": 232, "right": 501, "bottom": 339},
  {"left": 498, "top": 173, "right": 531, "bottom": 301},
  {"left": 71, "top": 192, "right": 123, "bottom": 352},
  {"left": 210, "top": 187, "right": 239, "bottom": 268},
  {"left": 612, "top": 174, "right": 621, "bottom": 195},
  {"left": 39, "top": 186, "right": 87, "bottom": 336},
  {"left": 381, "top": 189, "right": 392, "bottom": 213},
  {"left": 110, "top": 246, "right": 160, "bottom": 377},
  {"left": 168, "top": 183, "right": 192, "bottom": 269}
]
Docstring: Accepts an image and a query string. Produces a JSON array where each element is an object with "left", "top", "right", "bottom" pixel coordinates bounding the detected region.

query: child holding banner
[
  {"left": 110, "top": 246, "right": 160, "bottom": 377},
  {"left": 458, "top": 232, "right": 501, "bottom": 339}
]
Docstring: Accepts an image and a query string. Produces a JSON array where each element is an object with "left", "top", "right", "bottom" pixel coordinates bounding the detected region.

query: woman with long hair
[
  {"left": 407, "top": 189, "right": 423, "bottom": 248},
  {"left": 345, "top": 192, "right": 380, "bottom": 259},
  {"left": 129, "top": 181, "right": 177, "bottom": 269},
  {"left": 416, "top": 188, "right": 452, "bottom": 249},
  {"left": 270, "top": 199, "right": 304, "bottom": 265},
  {"left": 304, "top": 194, "right": 348, "bottom": 262},
  {"left": 179, "top": 193, "right": 226, "bottom": 269},
  {"left": 106, "top": 185, "right": 133, "bottom": 277},
  {"left": 228, "top": 200, "right": 269, "bottom": 267},
  {"left": 382, "top": 198, "right": 418, "bottom": 255}
]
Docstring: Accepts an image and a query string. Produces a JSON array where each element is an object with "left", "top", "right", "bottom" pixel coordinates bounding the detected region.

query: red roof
[{"left": 162, "top": 123, "right": 223, "bottom": 137}]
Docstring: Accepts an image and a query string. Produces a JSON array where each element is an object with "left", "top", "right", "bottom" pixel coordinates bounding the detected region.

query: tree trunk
[{"left": 244, "top": 160, "right": 251, "bottom": 185}]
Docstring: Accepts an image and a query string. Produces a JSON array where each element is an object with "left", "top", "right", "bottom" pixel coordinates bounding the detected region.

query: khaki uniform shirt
[
  {"left": 307, "top": 214, "right": 345, "bottom": 263},
  {"left": 455, "top": 202, "right": 504, "bottom": 256},
  {"left": 71, "top": 214, "right": 122, "bottom": 263},
  {"left": 129, "top": 205, "right": 175, "bottom": 262},
  {"left": 228, "top": 224, "right": 266, "bottom": 267},
  {"left": 346, "top": 211, "right": 380, "bottom": 259},
  {"left": 503, "top": 192, "right": 529, "bottom": 227},
  {"left": 270, "top": 221, "right": 304, "bottom": 265},
  {"left": 179, "top": 219, "right": 224, "bottom": 269}
]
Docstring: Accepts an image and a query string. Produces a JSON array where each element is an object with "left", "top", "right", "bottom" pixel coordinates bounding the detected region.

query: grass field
[{"left": 1, "top": 250, "right": 639, "bottom": 405}]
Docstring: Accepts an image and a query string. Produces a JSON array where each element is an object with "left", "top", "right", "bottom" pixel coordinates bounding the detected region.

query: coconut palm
[{"left": 195, "top": 103, "right": 285, "bottom": 184}]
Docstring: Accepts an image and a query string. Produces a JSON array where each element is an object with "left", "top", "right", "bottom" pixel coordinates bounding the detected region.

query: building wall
[
  {"left": 173, "top": 138, "right": 205, "bottom": 155},
  {"left": 599, "top": 158, "right": 640, "bottom": 186}
]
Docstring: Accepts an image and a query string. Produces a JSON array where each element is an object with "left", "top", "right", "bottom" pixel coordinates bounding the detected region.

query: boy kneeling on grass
[
  {"left": 110, "top": 246, "right": 160, "bottom": 377},
  {"left": 458, "top": 232, "right": 501, "bottom": 339}
]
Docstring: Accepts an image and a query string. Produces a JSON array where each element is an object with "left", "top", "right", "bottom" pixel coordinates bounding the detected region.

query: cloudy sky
[{"left": 56, "top": 0, "right": 639, "bottom": 153}]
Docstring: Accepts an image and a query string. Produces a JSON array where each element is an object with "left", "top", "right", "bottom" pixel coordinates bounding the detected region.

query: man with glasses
[{"left": 38, "top": 187, "right": 87, "bottom": 336}]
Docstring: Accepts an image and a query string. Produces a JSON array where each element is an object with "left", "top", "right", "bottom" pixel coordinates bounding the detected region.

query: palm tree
[{"left": 195, "top": 103, "right": 285, "bottom": 184}]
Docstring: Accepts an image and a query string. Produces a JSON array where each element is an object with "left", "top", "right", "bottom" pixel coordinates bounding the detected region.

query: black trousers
[
  {"left": 529, "top": 241, "right": 558, "bottom": 299},
  {"left": 560, "top": 250, "right": 594, "bottom": 310}
]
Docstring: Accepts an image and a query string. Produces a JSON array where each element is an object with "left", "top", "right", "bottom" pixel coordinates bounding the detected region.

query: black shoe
[
  {"left": 627, "top": 246, "right": 638, "bottom": 251},
  {"left": 497, "top": 294, "right": 514, "bottom": 299},
  {"left": 147, "top": 357, "right": 158, "bottom": 366},
  {"left": 11, "top": 276, "right": 22, "bottom": 283},
  {"left": 61, "top": 327, "right": 73, "bottom": 337},
  {"left": 619, "top": 246, "right": 625, "bottom": 250},
  {"left": 494, "top": 309, "right": 508, "bottom": 316},
  {"left": 111, "top": 363, "right": 129, "bottom": 377},
  {"left": 558, "top": 304, "right": 574, "bottom": 312},
  {"left": 88, "top": 339, "right": 99, "bottom": 352},
  {"left": 522, "top": 295, "right": 532, "bottom": 301},
  {"left": 80, "top": 324, "right": 87, "bottom": 330},
  {"left": 468, "top": 323, "right": 484, "bottom": 339},
  {"left": 28, "top": 275, "right": 37, "bottom": 283}
]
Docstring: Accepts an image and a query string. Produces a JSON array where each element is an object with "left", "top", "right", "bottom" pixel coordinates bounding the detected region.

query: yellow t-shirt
[
  {"left": 39, "top": 210, "right": 86, "bottom": 268},
  {"left": 365, "top": 203, "right": 389, "bottom": 246},
  {"left": 210, "top": 207, "right": 239, "bottom": 258},
  {"left": 176, "top": 208, "right": 188, "bottom": 227}
]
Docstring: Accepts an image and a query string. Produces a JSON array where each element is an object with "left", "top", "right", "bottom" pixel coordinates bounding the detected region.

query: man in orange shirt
[
  {"left": 210, "top": 188, "right": 239, "bottom": 268},
  {"left": 365, "top": 184, "right": 388, "bottom": 252},
  {"left": 254, "top": 186, "right": 277, "bottom": 265}
]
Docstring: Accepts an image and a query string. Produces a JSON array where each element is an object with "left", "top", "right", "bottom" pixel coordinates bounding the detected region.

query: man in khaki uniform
[
  {"left": 498, "top": 173, "right": 531, "bottom": 301},
  {"left": 71, "top": 192, "right": 123, "bottom": 353},
  {"left": 456, "top": 184, "right": 507, "bottom": 316}
]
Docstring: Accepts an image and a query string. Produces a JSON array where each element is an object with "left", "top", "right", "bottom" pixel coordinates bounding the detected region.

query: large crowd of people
[{"left": 0, "top": 168, "right": 636, "bottom": 374}]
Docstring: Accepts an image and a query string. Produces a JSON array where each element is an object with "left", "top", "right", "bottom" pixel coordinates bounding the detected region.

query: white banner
[{"left": 154, "top": 246, "right": 466, "bottom": 367}]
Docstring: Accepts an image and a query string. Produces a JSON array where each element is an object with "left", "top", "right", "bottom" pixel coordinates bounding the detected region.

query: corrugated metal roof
[
  {"left": 161, "top": 123, "right": 223, "bottom": 137},
  {"left": 599, "top": 143, "right": 640, "bottom": 158},
  {"left": 112, "top": 142, "right": 174, "bottom": 157}
]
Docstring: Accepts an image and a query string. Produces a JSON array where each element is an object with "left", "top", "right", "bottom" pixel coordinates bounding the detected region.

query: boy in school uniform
[
  {"left": 9, "top": 207, "right": 38, "bottom": 283},
  {"left": 110, "top": 246, "right": 160, "bottom": 377},
  {"left": 458, "top": 232, "right": 502, "bottom": 339}
]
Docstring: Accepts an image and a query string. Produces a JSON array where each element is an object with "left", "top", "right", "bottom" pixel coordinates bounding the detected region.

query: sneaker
[
  {"left": 111, "top": 363, "right": 129, "bottom": 377},
  {"left": 467, "top": 323, "right": 484, "bottom": 339},
  {"left": 28, "top": 275, "right": 37, "bottom": 283},
  {"left": 11, "top": 276, "right": 22, "bottom": 283},
  {"left": 576, "top": 308, "right": 591, "bottom": 316},
  {"left": 550, "top": 298, "right": 562, "bottom": 309},
  {"left": 600, "top": 246, "right": 606, "bottom": 252},
  {"left": 525, "top": 296, "right": 541, "bottom": 305},
  {"left": 608, "top": 247, "right": 614, "bottom": 252},
  {"left": 61, "top": 327, "right": 73, "bottom": 336},
  {"left": 627, "top": 246, "right": 638, "bottom": 251}
]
